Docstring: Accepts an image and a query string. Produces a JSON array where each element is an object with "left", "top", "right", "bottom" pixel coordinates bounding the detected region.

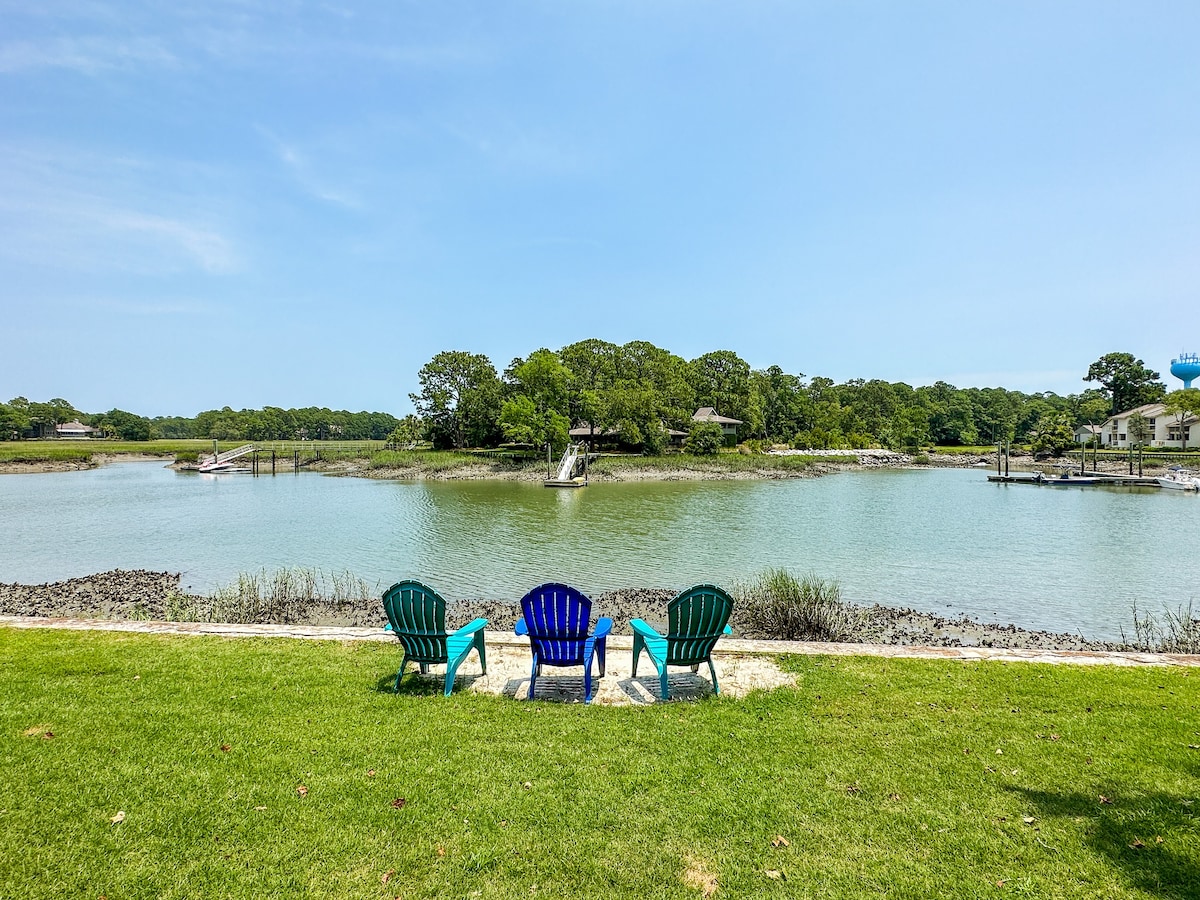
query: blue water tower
[{"left": 1171, "top": 352, "right": 1200, "bottom": 388}]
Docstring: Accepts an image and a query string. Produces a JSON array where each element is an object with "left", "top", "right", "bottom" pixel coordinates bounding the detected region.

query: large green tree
[
  {"left": 688, "top": 350, "right": 763, "bottom": 437},
  {"left": 1163, "top": 388, "right": 1200, "bottom": 451},
  {"left": 410, "top": 351, "right": 503, "bottom": 449},
  {"left": 95, "top": 409, "right": 151, "bottom": 441},
  {"left": 1084, "top": 352, "right": 1166, "bottom": 414}
]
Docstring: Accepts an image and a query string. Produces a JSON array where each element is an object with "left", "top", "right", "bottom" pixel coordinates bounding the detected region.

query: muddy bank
[{"left": 0, "top": 570, "right": 1128, "bottom": 652}]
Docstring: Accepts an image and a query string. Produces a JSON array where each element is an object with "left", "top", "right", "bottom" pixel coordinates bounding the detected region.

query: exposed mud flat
[{"left": 0, "top": 570, "right": 1127, "bottom": 652}]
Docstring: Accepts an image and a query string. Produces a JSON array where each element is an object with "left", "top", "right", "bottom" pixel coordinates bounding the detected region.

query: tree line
[
  {"left": 5, "top": 347, "right": 1190, "bottom": 455},
  {"left": 408, "top": 343, "right": 1180, "bottom": 454},
  {"left": 0, "top": 398, "right": 400, "bottom": 443}
]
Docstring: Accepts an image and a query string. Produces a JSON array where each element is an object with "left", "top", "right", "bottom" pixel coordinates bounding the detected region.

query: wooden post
[
  {"left": 272, "top": 450, "right": 276, "bottom": 475},
  {"left": 997, "top": 442, "right": 1002, "bottom": 476},
  {"left": 1004, "top": 442, "right": 1009, "bottom": 477},
  {"left": 547, "top": 443, "right": 552, "bottom": 479},
  {"left": 1138, "top": 446, "right": 1143, "bottom": 477}
]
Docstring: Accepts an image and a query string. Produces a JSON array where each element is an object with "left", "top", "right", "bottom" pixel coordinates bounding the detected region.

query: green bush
[
  {"left": 683, "top": 421, "right": 724, "bottom": 455},
  {"left": 735, "top": 568, "right": 860, "bottom": 641}
]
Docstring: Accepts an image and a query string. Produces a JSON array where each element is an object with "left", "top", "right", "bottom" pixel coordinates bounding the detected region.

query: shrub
[
  {"left": 684, "top": 421, "right": 724, "bottom": 456},
  {"left": 735, "top": 568, "right": 861, "bottom": 641},
  {"left": 1123, "top": 600, "right": 1200, "bottom": 654},
  {"left": 912, "top": 452, "right": 930, "bottom": 465}
]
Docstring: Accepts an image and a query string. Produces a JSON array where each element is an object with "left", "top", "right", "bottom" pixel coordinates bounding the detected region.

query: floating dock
[{"left": 988, "top": 472, "right": 1162, "bottom": 487}]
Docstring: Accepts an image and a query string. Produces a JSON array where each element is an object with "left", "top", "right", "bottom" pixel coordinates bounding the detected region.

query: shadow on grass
[
  {"left": 371, "top": 669, "right": 484, "bottom": 697},
  {"left": 1009, "top": 783, "right": 1199, "bottom": 899}
]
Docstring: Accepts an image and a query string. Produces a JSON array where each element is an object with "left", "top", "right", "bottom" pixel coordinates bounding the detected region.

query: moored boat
[{"left": 1156, "top": 468, "right": 1200, "bottom": 491}]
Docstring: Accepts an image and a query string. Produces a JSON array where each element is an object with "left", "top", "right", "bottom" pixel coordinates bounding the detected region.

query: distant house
[
  {"left": 567, "top": 423, "right": 689, "bottom": 447},
  {"left": 691, "top": 407, "right": 743, "bottom": 440},
  {"left": 1101, "top": 403, "right": 1198, "bottom": 449},
  {"left": 55, "top": 421, "right": 97, "bottom": 439},
  {"left": 1074, "top": 424, "right": 1102, "bottom": 444}
]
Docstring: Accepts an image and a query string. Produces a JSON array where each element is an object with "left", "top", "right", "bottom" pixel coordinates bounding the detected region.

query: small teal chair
[
  {"left": 382, "top": 580, "right": 487, "bottom": 696},
  {"left": 515, "top": 582, "right": 611, "bottom": 703},
  {"left": 631, "top": 584, "right": 733, "bottom": 700}
]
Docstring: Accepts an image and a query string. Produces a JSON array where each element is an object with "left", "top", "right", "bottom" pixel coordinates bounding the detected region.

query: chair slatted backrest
[
  {"left": 665, "top": 584, "right": 734, "bottom": 665},
  {"left": 383, "top": 580, "right": 449, "bottom": 665},
  {"left": 520, "top": 583, "right": 592, "bottom": 666}
]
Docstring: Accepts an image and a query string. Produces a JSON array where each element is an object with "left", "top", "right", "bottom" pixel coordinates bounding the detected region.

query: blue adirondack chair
[
  {"left": 382, "top": 580, "right": 487, "bottom": 696},
  {"left": 515, "top": 582, "right": 612, "bottom": 703},
  {"left": 630, "top": 584, "right": 734, "bottom": 700}
]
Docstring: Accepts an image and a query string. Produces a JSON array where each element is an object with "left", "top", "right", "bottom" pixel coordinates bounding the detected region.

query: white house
[{"left": 1101, "top": 403, "right": 1197, "bottom": 449}]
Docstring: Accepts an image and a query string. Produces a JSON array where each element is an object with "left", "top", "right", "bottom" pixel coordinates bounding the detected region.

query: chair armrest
[
  {"left": 629, "top": 618, "right": 662, "bottom": 639},
  {"left": 451, "top": 618, "right": 488, "bottom": 639},
  {"left": 594, "top": 617, "right": 613, "bottom": 638},
  {"left": 514, "top": 616, "right": 529, "bottom": 636},
  {"left": 723, "top": 625, "right": 732, "bottom": 635},
  {"left": 383, "top": 622, "right": 393, "bottom": 632}
]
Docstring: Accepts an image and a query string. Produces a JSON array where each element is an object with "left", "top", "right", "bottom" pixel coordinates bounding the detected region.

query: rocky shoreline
[{"left": 0, "top": 569, "right": 1128, "bottom": 653}]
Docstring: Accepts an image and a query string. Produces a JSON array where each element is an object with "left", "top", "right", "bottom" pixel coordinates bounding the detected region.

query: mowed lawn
[{"left": 0, "top": 628, "right": 1196, "bottom": 899}]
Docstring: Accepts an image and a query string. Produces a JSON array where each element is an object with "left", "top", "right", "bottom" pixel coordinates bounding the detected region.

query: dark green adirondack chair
[
  {"left": 630, "top": 584, "right": 733, "bottom": 700},
  {"left": 382, "top": 580, "right": 487, "bottom": 696}
]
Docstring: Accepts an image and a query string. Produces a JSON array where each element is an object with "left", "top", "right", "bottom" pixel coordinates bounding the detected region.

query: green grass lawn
[{"left": 1, "top": 629, "right": 1196, "bottom": 899}]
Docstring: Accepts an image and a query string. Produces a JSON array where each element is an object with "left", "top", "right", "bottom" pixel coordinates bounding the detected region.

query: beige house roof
[
  {"left": 56, "top": 421, "right": 96, "bottom": 434},
  {"left": 692, "top": 407, "right": 743, "bottom": 425}
]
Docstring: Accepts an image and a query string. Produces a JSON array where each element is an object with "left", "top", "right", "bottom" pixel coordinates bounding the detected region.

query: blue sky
[{"left": 2, "top": 1, "right": 1198, "bottom": 417}]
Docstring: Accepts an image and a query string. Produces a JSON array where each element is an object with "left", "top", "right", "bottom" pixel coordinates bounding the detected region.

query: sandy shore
[{"left": 0, "top": 569, "right": 1132, "bottom": 653}]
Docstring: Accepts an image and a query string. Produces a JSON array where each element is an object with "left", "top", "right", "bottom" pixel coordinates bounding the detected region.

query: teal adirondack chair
[
  {"left": 382, "top": 580, "right": 487, "bottom": 696},
  {"left": 630, "top": 584, "right": 733, "bottom": 700}
]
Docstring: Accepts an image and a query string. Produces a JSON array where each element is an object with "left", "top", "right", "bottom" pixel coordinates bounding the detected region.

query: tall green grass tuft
[
  {"left": 1123, "top": 600, "right": 1200, "bottom": 654},
  {"left": 735, "top": 568, "right": 862, "bottom": 641},
  {"left": 166, "top": 567, "right": 377, "bottom": 624}
]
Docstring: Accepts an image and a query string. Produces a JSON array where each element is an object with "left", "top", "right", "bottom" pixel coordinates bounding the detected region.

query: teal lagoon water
[{"left": 2, "top": 462, "right": 1197, "bottom": 640}]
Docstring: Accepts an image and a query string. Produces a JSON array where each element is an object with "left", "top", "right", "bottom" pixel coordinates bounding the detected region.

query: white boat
[{"left": 1156, "top": 468, "right": 1200, "bottom": 492}]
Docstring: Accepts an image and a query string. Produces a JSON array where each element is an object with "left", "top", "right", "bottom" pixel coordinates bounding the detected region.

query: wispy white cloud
[
  {"left": 446, "top": 118, "right": 591, "bottom": 176},
  {"left": 0, "top": 143, "right": 239, "bottom": 274},
  {"left": 0, "top": 35, "right": 176, "bottom": 74},
  {"left": 257, "top": 127, "right": 363, "bottom": 210}
]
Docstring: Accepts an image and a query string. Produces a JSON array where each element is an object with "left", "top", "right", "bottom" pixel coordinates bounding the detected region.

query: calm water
[{"left": 2, "top": 462, "right": 1197, "bottom": 639}]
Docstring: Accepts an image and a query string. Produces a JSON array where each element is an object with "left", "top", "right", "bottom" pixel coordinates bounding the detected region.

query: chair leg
[
  {"left": 597, "top": 638, "right": 607, "bottom": 677},
  {"left": 631, "top": 634, "right": 643, "bottom": 677},
  {"left": 444, "top": 660, "right": 459, "bottom": 697},
  {"left": 659, "top": 665, "right": 670, "bottom": 701},
  {"left": 395, "top": 657, "right": 408, "bottom": 692},
  {"left": 708, "top": 657, "right": 720, "bottom": 696},
  {"left": 584, "top": 657, "right": 594, "bottom": 704},
  {"left": 475, "top": 632, "right": 487, "bottom": 675},
  {"left": 527, "top": 656, "right": 538, "bottom": 699}
]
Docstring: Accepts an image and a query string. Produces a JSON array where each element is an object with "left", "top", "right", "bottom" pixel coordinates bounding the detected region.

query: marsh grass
[
  {"left": 367, "top": 449, "right": 522, "bottom": 473},
  {"left": 590, "top": 452, "right": 849, "bottom": 475},
  {"left": 735, "top": 568, "right": 862, "bottom": 641},
  {"left": 166, "top": 567, "right": 378, "bottom": 624},
  {"left": 1123, "top": 600, "right": 1200, "bottom": 654},
  {"left": 1, "top": 628, "right": 1196, "bottom": 899}
]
